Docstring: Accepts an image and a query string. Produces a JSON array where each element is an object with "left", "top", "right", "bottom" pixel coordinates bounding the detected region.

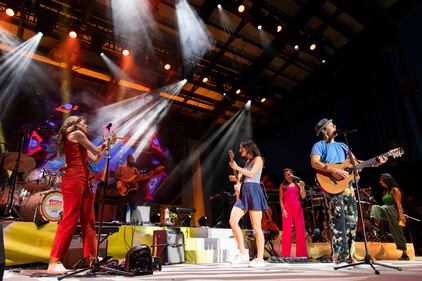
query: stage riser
[{"left": 1, "top": 222, "right": 416, "bottom": 266}]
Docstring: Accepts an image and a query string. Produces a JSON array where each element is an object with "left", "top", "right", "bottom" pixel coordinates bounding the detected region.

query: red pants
[
  {"left": 50, "top": 167, "right": 97, "bottom": 259},
  {"left": 281, "top": 202, "right": 308, "bottom": 257}
]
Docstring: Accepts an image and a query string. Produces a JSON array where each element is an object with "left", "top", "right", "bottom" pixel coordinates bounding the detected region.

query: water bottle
[{"left": 164, "top": 208, "right": 170, "bottom": 223}]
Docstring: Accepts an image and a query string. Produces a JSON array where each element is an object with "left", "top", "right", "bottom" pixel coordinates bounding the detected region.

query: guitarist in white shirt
[
  {"left": 310, "top": 118, "right": 388, "bottom": 267},
  {"left": 115, "top": 154, "right": 141, "bottom": 223}
]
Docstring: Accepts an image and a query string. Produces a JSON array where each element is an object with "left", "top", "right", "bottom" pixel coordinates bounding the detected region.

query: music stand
[
  {"left": 334, "top": 131, "right": 402, "bottom": 274},
  {"left": 58, "top": 125, "right": 133, "bottom": 279}
]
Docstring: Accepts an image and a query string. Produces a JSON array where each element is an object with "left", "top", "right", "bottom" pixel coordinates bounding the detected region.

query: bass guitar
[
  {"left": 316, "top": 147, "right": 404, "bottom": 194},
  {"left": 117, "top": 165, "right": 164, "bottom": 196}
]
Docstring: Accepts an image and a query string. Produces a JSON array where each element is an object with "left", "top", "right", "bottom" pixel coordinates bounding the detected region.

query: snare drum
[{"left": 21, "top": 189, "right": 63, "bottom": 223}]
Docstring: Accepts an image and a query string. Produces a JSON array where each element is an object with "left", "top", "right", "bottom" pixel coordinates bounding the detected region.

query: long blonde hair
[{"left": 57, "top": 115, "right": 86, "bottom": 155}]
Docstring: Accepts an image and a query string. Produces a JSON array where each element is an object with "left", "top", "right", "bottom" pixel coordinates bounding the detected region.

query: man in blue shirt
[{"left": 310, "top": 118, "right": 387, "bottom": 267}]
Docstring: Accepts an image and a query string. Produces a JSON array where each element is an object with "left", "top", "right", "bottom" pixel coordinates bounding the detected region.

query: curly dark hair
[
  {"left": 56, "top": 115, "right": 87, "bottom": 155},
  {"left": 379, "top": 173, "right": 400, "bottom": 192}
]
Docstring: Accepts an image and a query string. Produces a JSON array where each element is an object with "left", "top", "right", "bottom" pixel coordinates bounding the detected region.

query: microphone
[
  {"left": 105, "top": 123, "right": 112, "bottom": 130},
  {"left": 290, "top": 175, "right": 302, "bottom": 181},
  {"left": 335, "top": 128, "right": 357, "bottom": 134}
]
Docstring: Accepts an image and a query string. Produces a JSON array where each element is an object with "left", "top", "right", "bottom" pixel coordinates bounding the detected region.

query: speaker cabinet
[{"left": 152, "top": 229, "right": 185, "bottom": 265}]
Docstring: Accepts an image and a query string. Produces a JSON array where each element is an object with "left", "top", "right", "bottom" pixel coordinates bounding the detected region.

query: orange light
[
  {"left": 202, "top": 77, "right": 208, "bottom": 83},
  {"left": 69, "top": 31, "right": 77, "bottom": 38},
  {"left": 164, "top": 64, "right": 171, "bottom": 70},
  {"left": 309, "top": 43, "right": 317, "bottom": 51},
  {"left": 122, "top": 49, "right": 130, "bottom": 56},
  {"left": 238, "top": 4, "right": 245, "bottom": 13},
  {"left": 5, "top": 8, "right": 15, "bottom": 17},
  {"left": 277, "top": 25, "right": 282, "bottom": 32},
  {"left": 261, "top": 97, "right": 266, "bottom": 103},
  {"left": 236, "top": 89, "right": 241, "bottom": 94}
]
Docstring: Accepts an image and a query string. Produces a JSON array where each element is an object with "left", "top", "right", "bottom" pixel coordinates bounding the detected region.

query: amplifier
[{"left": 152, "top": 229, "right": 185, "bottom": 265}]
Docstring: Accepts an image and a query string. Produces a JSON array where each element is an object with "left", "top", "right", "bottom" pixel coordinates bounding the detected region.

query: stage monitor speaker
[
  {"left": 0, "top": 224, "right": 4, "bottom": 281},
  {"left": 152, "top": 229, "right": 185, "bottom": 265}
]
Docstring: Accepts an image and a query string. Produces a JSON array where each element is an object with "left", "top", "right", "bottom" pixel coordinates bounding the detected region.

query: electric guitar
[
  {"left": 116, "top": 165, "right": 164, "bottom": 196},
  {"left": 228, "top": 149, "right": 242, "bottom": 200},
  {"left": 316, "top": 147, "right": 404, "bottom": 194}
]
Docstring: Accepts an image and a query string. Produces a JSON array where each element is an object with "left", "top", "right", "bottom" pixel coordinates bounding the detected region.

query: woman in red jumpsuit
[{"left": 47, "top": 116, "right": 108, "bottom": 274}]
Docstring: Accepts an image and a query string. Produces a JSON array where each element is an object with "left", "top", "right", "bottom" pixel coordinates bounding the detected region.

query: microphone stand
[
  {"left": 334, "top": 131, "right": 402, "bottom": 274},
  {"left": 58, "top": 126, "right": 133, "bottom": 280},
  {"left": 3, "top": 132, "right": 26, "bottom": 219}
]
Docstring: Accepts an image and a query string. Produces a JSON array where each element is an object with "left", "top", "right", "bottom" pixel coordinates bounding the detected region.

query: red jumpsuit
[
  {"left": 50, "top": 139, "right": 97, "bottom": 259},
  {"left": 281, "top": 184, "right": 308, "bottom": 257}
]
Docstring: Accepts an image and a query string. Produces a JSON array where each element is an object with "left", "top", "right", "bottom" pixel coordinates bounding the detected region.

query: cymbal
[{"left": 3, "top": 152, "right": 36, "bottom": 172}]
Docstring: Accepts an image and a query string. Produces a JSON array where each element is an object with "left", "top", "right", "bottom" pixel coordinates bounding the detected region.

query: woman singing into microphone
[
  {"left": 48, "top": 116, "right": 112, "bottom": 274},
  {"left": 229, "top": 140, "right": 268, "bottom": 268},
  {"left": 279, "top": 168, "right": 308, "bottom": 257}
]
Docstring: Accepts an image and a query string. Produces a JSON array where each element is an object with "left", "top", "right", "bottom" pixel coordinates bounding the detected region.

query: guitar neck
[{"left": 357, "top": 152, "right": 390, "bottom": 169}]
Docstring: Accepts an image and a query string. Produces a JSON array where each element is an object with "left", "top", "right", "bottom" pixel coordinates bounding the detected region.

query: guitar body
[
  {"left": 316, "top": 147, "right": 404, "bottom": 195},
  {"left": 116, "top": 165, "right": 165, "bottom": 196},
  {"left": 117, "top": 174, "right": 138, "bottom": 196},
  {"left": 316, "top": 160, "right": 359, "bottom": 194}
]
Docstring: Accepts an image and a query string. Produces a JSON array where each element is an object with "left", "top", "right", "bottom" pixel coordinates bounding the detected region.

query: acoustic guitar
[
  {"left": 116, "top": 165, "right": 164, "bottom": 196},
  {"left": 316, "top": 147, "right": 404, "bottom": 194}
]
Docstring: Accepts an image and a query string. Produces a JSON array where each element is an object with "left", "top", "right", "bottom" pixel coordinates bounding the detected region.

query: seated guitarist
[
  {"left": 310, "top": 118, "right": 387, "bottom": 267},
  {"left": 115, "top": 154, "right": 141, "bottom": 223}
]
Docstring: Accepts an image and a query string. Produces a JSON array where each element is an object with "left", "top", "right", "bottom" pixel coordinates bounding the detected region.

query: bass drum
[{"left": 21, "top": 189, "right": 63, "bottom": 223}]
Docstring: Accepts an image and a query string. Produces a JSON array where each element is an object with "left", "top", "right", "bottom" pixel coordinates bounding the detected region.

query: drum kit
[{"left": 0, "top": 151, "right": 64, "bottom": 223}]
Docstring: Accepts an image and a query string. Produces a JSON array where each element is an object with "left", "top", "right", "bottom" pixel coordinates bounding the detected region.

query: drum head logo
[{"left": 41, "top": 192, "right": 63, "bottom": 223}]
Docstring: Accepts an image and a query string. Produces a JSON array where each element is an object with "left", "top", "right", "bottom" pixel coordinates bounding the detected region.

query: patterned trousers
[{"left": 326, "top": 188, "right": 357, "bottom": 261}]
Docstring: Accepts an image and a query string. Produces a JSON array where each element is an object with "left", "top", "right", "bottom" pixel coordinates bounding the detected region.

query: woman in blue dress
[{"left": 229, "top": 140, "right": 268, "bottom": 268}]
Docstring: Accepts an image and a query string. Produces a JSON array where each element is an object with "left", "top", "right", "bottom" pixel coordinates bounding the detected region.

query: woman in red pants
[
  {"left": 47, "top": 115, "right": 109, "bottom": 274},
  {"left": 279, "top": 168, "right": 308, "bottom": 257}
]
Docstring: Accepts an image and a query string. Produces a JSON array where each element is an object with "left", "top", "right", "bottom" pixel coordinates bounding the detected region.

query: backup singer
[
  {"left": 279, "top": 168, "right": 308, "bottom": 257},
  {"left": 370, "top": 173, "right": 409, "bottom": 260},
  {"left": 48, "top": 116, "right": 110, "bottom": 274},
  {"left": 310, "top": 118, "right": 387, "bottom": 266},
  {"left": 229, "top": 140, "right": 268, "bottom": 268}
]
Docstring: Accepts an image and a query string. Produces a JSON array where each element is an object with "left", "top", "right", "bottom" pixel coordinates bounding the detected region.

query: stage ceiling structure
[{"left": 0, "top": 0, "right": 414, "bottom": 131}]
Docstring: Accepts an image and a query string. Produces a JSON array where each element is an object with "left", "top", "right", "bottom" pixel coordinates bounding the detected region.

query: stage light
[
  {"left": 69, "top": 31, "right": 77, "bottom": 38},
  {"left": 217, "top": 4, "right": 222, "bottom": 9},
  {"left": 198, "top": 216, "right": 208, "bottom": 227},
  {"left": 309, "top": 43, "right": 317, "bottom": 51},
  {"left": 235, "top": 89, "right": 241, "bottom": 94},
  {"left": 164, "top": 64, "right": 171, "bottom": 70},
  {"left": 238, "top": 4, "right": 245, "bottom": 13},
  {"left": 245, "top": 100, "right": 251, "bottom": 109},
  {"left": 277, "top": 25, "right": 283, "bottom": 32},
  {"left": 261, "top": 97, "right": 266, "bottom": 103},
  {"left": 223, "top": 93, "right": 226, "bottom": 96},
  {"left": 202, "top": 77, "right": 208, "bottom": 83},
  {"left": 5, "top": 8, "right": 15, "bottom": 17},
  {"left": 294, "top": 44, "right": 300, "bottom": 51},
  {"left": 322, "top": 59, "right": 326, "bottom": 64},
  {"left": 257, "top": 25, "right": 262, "bottom": 30},
  {"left": 122, "top": 49, "right": 130, "bottom": 56},
  {"left": 124, "top": 244, "right": 153, "bottom": 275}
]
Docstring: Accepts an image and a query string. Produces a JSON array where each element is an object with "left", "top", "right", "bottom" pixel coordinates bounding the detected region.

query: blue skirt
[{"left": 234, "top": 182, "right": 268, "bottom": 211}]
